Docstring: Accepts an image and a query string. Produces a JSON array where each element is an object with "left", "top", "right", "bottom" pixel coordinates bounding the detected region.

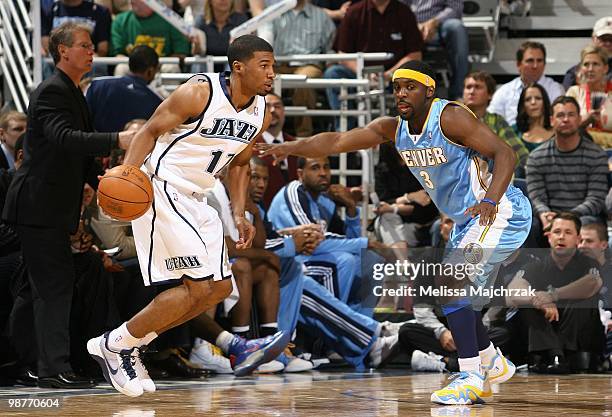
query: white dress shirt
[{"left": 487, "top": 75, "right": 565, "bottom": 126}]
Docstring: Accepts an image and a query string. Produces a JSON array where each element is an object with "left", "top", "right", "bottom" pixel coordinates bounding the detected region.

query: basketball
[{"left": 98, "top": 165, "right": 153, "bottom": 221}]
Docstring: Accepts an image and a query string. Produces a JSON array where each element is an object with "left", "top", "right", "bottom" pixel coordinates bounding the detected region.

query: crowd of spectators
[{"left": 0, "top": 2, "right": 611, "bottom": 390}]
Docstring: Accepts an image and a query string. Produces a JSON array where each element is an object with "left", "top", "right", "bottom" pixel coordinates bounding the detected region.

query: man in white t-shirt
[{"left": 488, "top": 41, "right": 564, "bottom": 126}]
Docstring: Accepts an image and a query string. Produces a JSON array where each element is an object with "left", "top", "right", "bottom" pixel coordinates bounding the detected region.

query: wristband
[
  {"left": 392, "top": 205, "right": 399, "bottom": 215},
  {"left": 481, "top": 198, "right": 497, "bottom": 207}
]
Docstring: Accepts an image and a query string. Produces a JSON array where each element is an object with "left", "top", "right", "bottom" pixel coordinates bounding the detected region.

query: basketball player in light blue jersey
[{"left": 260, "top": 60, "right": 532, "bottom": 406}]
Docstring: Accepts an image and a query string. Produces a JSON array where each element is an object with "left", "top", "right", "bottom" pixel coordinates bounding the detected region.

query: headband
[{"left": 392, "top": 69, "right": 436, "bottom": 88}]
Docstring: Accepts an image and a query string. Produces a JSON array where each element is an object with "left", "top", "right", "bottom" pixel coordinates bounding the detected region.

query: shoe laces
[
  {"left": 132, "top": 347, "right": 150, "bottom": 376},
  {"left": 445, "top": 372, "right": 471, "bottom": 388},
  {"left": 120, "top": 350, "right": 138, "bottom": 380}
]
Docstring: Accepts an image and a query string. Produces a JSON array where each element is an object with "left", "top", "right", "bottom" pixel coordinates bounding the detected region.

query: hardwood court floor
[{"left": 1, "top": 370, "right": 611, "bottom": 416}]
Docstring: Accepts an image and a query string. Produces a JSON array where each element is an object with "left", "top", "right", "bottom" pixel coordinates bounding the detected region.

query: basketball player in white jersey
[{"left": 87, "top": 35, "right": 290, "bottom": 397}]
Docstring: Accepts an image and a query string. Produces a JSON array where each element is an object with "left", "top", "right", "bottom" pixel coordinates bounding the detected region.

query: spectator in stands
[
  {"left": 312, "top": 0, "right": 351, "bottom": 24},
  {"left": 513, "top": 83, "right": 554, "bottom": 152},
  {"left": 2, "top": 22, "right": 133, "bottom": 389},
  {"left": 566, "top": 45, "right": 612, "bottom": 148},
  {"left": 268, "top": 156, "right": 387, "bottom": 318},
  {"left": 250, "top": 157, "right": 401, "bottom": 371},
  {"left": 488, "top": 41, "right": 565, "bottom": 126},
  {"left": 86, "top": 46, "right": 162, "bottom": 133},
  {"left": 263, "top": 0, "right": 335, "bottom": 136},
  {"left": 508, "top": 213, "right": 604, "bottom": 373},
  {"left": 42, "top": 0, "right": 112, "bottom": 60},
  {"left": 194, "top": 0, "right": 247, "bottom": 69},
  {"left": 0, "top": 111, "right": 26, "bottom": 170},
  {"left": 563, "top": 16, "right": 612, "bottom": 90},
  {"left": 111, "top": 0, "right": 192, "bottom": 75},
  {"left": 324, "top": 0, "right": 423, "bottom": 129},
  {"left": 526, "top": 96, "right": 608, "bottom": 247},
  {"left": 256, "top": 93, "right": 298, "bottom": 208},
  {"left": 402, "top": 0, "right": 468, "bottom": 100},
  {"left": 373, "top": 142, "right": 438, "bottom": 247},
  {"left": 462, "top": 71, "right": 529, "bottom": 175},
  {"left": 578, "top": 222, "right": 612, "bottom": 361}
]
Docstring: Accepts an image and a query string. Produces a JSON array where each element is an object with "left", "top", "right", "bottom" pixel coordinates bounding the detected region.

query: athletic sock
[
  {"left": 216, "top": 331, "right": 235, "bottom": 355},
  {"left": 479, "top": 342, "right": 496, "bottom": 367},
  {"left": 138, "top": 332, "right": 158, "bottom": 348},
  {"left": 108, "top": 322, "right": 141, "bottom": 351},
  {"left": 445, "top": 307, "right": 478, "bottom": 359},
  {"left": 474, "top": 311, "right": 491, "bottom": 351},
  {"left": 232, "top": 325, "right": 250, "bottom": 339},
  {"left": 458, "top": 356, "right": 482, "bottom": 374}
]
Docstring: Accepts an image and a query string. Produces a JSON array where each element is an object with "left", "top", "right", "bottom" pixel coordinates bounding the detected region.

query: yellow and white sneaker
[
  {"left": 484, "top": 348, "right": 515, "bottom": 385},
  {"left": 431, "top": 371, "right": 488, "bottom": 405}
]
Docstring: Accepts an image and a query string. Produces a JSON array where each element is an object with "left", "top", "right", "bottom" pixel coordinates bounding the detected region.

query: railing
[{"left": 0, "top": 0, "right": 35, "bottom": 112}]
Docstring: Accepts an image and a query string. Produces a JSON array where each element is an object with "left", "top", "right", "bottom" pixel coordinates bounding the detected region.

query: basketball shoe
[
  {"left": 87, "top": 332, "right": 143, "bottom": 397},
  {"left": 229, "top": 330, "right": 290, "bottom": 377},
  {"left": 430, "top": 371, "right": 489, "bottom": 405},
  {"left": 131, "top": 347, "right": 156, "bottom": 392},
  {"left": 189, "top": 338, "right": 233, "bottom": 374},
  {"left": 483, "top": 347, "right": 515, "bottom": 385}
]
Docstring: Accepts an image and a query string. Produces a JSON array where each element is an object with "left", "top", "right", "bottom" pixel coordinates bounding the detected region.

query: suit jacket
[
  {"left": 2, "top": 69, "right": 117, "bottom": 233},
  {"left": 0, "top": 146, "right": 10, "bottom": 170},
  {"left": 255, "top": 132, "right": 298, "bottom": 208}
]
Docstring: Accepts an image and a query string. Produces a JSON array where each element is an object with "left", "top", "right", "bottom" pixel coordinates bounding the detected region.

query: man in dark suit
[
  {"left": 256, "top": 93, "right": 298, "bottom": 208},
  {"left": 0, "top": 111, "right": 26, "bottom": 170},
  {"left": 2, "top": 22, "right": 132, "bottom": 389}
]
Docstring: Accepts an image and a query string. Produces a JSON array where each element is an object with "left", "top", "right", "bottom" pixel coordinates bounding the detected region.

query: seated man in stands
[
  {"left": 86, "top": 46, "right": 163, "bottom": 133},
  {"left": 488, "top": 41, "right": 564, "bottom": 126},
  {"left": 526, "top": 96, "right": 608, "bottom": 247},
  {"left": 268, "top": 156, "right": 386, "bottom": 318},
  {"left": 256, "top": 94, "right": 298, "bottom": 208},
  {"left": 462, "top": 71, "right": 529, "bottom": 177},
  {"left": 263, "top": 0, "right": 336, "bottom": 136},
  {"left": 578, "top": 222, "right": 612, "bottom": 363},
  {"left": 563, "top": 16, "right": 612, "bottom": 89},
  {"left": 0, "top": 111, "right": 26, "bottom": 171},
  {"left": 508, "top": 213, "right": 604, "bottom": 373},
  {"left": 324, "top": 0, "right": 422, "bottom": 130},
  {"left": 250, "top": 157, "right": 401, "bottom": 370},
  {"left": 111, "top": 0, "right": 192, "bottom": 75},
  {"left": 373, "top": 142, "right": 438, "bottom": 247},
  {"left": 403, "top": 0, "right": 468, "bottom": 100}
]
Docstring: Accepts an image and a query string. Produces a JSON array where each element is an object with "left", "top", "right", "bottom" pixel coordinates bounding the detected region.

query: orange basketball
[{"left": 98, "top": 165, "right": 153, "bottom": 221}]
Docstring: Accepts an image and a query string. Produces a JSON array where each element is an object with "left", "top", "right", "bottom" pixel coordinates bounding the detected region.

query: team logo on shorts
[
  {"left": 165, "top": 256, "right": 203, "bottom": 271},
  {"left": 463, "top": 243, "right": 483, "bottom": 264}
]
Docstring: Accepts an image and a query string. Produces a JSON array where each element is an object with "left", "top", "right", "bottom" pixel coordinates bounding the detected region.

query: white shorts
[{"left": 132, "top": 178, "right": 232, "bottom": 286}]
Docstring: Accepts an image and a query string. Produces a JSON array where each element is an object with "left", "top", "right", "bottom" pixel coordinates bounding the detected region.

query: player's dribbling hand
[
  {"left": 234, "top": 216, "right": 256, "bottom": 249},
  {"left": 256, "top": 143, "right": 290, "bottom": 166},
  {"left": 464, "top": 201, "right": 496, "bottom": 226}
]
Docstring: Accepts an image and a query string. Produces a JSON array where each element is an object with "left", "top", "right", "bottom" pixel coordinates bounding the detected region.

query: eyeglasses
[{"left": 70, "top": 42, "right": 95, "bottom": 51}]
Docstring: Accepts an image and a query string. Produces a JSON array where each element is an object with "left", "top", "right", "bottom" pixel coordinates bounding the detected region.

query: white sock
[
  {"left": 458, "top": 356, "right": 482, "bottom": 373},
  {"left": 108, "top": 322, "right": 141, "bottom": 351},
  {"left": 479, "top": 342, "right": 496, "bottom": 366},
  {"left": 231, "top": 325, "right": 250, "bottom": 334},
  {"left": 216, "top": 331, "right": 235, "bottom": 355},
  {"left": 138, "top": 332, "right": 158, "bottom": 347},
  {"left": 260, "top": 322, "right": 278, "bottom": 329}
]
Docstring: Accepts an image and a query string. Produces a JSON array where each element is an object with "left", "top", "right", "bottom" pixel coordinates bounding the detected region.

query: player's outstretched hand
[
  {"left": 464, "top": 201, "right": 496, "bottom": 226},
  {"left": 234, "top": 216, "right": 256, "bottom": 249},
  {"left": 256, "top": 142, "right": 290, "bottom": 166}
]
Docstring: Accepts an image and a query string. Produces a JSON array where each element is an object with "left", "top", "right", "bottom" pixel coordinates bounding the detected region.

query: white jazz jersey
[{"left": 132, "top": 72, "right": 266, "bottom": 286}]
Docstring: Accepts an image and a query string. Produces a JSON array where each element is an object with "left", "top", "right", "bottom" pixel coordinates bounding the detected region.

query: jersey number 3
[
  {"left": 419, "top": 170, "right": 435, "bottom": 189},
  {"left": 206, "top": 150, "right": 236, "bottom": 174}
]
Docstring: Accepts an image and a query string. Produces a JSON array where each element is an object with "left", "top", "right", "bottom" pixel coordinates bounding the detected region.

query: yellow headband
[{"left": 392, "top": 69, "right": 436, "bottom": 88}]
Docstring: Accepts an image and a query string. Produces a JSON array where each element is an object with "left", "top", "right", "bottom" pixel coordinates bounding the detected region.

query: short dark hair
[
  {"left": 397, "top": 60, "right": 437, "bottom": 83},
  {"left": 581, "top": 222, "right": 609, "bottom": 242},
  {"left": 48, "top": 22, "right": 92, "bottom": 65},
  {"left": 297, "top": 156, "right": 307, "bottom": 169},
  {"left": 465, "top": 71, "right": 496, "bottom": 96},
  {"left": 14, "top": 132, "right": 25, "bottom": 153},
  {"left": 551, "top": 95, "right": 581, "bottom": 115},
  {"left": 129, "top": 45, "right": 159, "bottom": 74},
  {"left": 516, "top": 83, "right": 552, "bottom": 133},
  {"left": 553, "top": 212, "right": 582, "bottom": 234},
  {"left": 516, "top": 41, "right": 547, "bottom": 62},
  {"left": 227, "top": 35, "right": 273, "bottom": 71},
  {"left": 250, "top": 156, "right": 267, "bottom": 167}
]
